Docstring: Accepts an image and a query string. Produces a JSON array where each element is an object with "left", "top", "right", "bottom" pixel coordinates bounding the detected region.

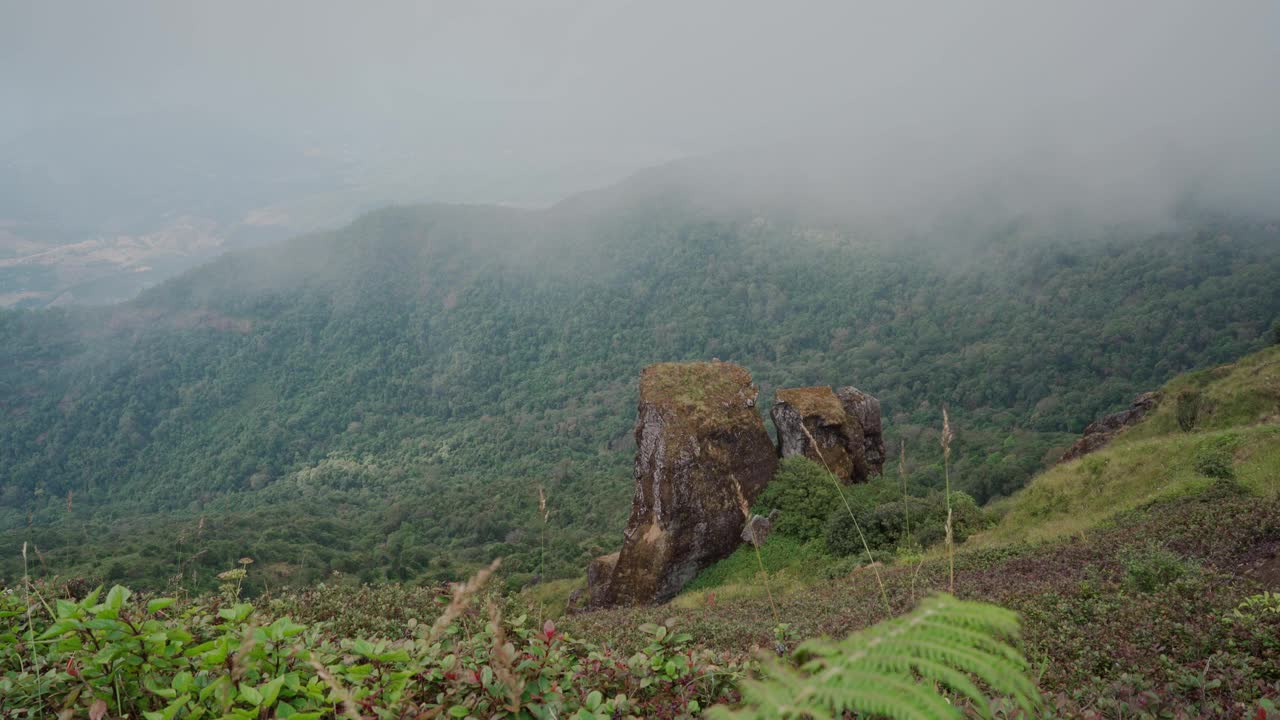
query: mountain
[
  {"left": 0, "top": 113, "right": 364, "bottom": 308},
  {"left": 2, "top": 169, "right": 1278, "bottom": 590}
]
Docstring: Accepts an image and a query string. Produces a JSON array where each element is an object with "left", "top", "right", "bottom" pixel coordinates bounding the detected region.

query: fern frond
[{"left": 710, "top": 593, "right": 1042, "bottom": 720}]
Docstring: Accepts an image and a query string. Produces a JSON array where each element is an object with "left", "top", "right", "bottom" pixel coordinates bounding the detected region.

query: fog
[{"left": 4, "top": 0, "right": 1279, "bottom": 216}]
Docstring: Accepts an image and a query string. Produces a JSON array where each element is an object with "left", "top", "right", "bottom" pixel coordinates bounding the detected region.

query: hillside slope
[
  {"left": 2, "top": 177, "right": 1279, "bottom": 589},
  {"left": 981, "top": 345, "right": 1280, "bottom": 545},
  {"left": 566, "top": 347, "right": 1280, "bottom": 715}
]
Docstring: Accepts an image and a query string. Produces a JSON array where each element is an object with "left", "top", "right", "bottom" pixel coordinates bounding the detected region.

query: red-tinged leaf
[
  {"left": 89, "top": 699, "right": 107, "bottom": 720},
  {"left": 65, "top": 657, "right": 80, "bottom": 678},
  {"left": 542, "top": 619, "right": 556, "bottom": 641}
]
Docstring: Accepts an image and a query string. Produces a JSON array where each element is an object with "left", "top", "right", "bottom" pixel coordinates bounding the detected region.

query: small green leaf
[
  {"left": 147, "top": 598, "right": 176, "bottom": 614},
  {"left": 106, "top": 585, "right": 131, "bottom": 611},
  {"left": 238, "top": 682, "right": 264, "bottom": 707},
  {"left": 260, "top": 676, "right": 286, "bottom": 707},
  {"left": 449, "top": 705, "right": 471, "bottom": 718},
  {"left": 585, "top": 690, "right": 602, "bottom": 709}
]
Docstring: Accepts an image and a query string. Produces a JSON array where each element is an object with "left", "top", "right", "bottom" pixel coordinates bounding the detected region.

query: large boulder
[
  {"left": 837, "top": 386, "right": 886, "bottom": 477},
  {"left": 771, "top": 386, "right": 866, "bottom": 482},
  {"left": 584, "top": 552, "right": 619, "bottom": 608},
  {"left": 1059, "top": 391, "right": 1160, "bottom": 463},
  {"left": 771, "top": 385, "right": 884, "bottom": 483},
  {"left": 590, "top": 361, "right": 778, "bottom": 607}
]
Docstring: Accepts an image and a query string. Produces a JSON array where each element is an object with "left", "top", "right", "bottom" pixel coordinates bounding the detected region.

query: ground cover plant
[
  {"left": 2, "top": 566, "right": 1042, "bottom": 719},
  {"left": 565, "top": 482, "right": 1280, "bottom": 718}
]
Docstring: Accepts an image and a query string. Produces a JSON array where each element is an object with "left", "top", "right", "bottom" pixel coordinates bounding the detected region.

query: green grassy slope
[{"left": 980, "top": 345, "right": 1280, "bottom": 546}]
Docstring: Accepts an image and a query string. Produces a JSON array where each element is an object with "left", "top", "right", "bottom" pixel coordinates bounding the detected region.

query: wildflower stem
[{"left": 797, "top": 424, "right": 891, "bottom": 616}]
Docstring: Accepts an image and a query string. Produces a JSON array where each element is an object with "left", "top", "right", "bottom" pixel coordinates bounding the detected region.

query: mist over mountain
[
  {"left": 6, "top": 4, "right": 1280, "bottom": 714},
  {"left": 4, "top": 1, "right": 1278, "bottom": 308},
  {"left": 2, "top": 158, "right": 1277, "bottom": 587}
]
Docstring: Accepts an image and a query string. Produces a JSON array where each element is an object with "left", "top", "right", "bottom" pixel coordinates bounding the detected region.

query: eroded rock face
[
  {"left": 590, "top": 361, "right": 778, "bottom": 607},
  {"left": 771, "top": 386, "right": 866, "bottom": 482},
  {"left": 1060, "top": 391, "right": 1160, "bottom": 463},
  {"left": 772, "top": 385, "right": 884, "bottom": 483},
  {"left": 741, "top": 509, "right": 780, "bottom": 547},
  {"left": 837, "top": 386, "right": 886, "bottom": 478}
]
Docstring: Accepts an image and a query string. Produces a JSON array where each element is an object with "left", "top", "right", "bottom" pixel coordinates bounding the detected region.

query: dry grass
[
  {"left": 729, "top": 474, "right": 780, "bottom": 627},
  {"left": 942, "top": 408, "right": 955, "bottom": 593},
  {"left": 428, "top": 558, "right": 501, "bottom": 644},
  {"left": 797, "top": 423, "right": 890, "bottom": 615}
]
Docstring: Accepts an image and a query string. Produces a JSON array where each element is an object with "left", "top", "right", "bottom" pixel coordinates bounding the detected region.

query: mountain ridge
[{"left": 2, "top": 175, "right": 1278, "bottom": 589}]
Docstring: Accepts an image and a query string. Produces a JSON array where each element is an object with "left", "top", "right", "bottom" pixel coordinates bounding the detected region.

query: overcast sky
[{"left": 3, "top": 1, "right": 1279, "bottom": 210}]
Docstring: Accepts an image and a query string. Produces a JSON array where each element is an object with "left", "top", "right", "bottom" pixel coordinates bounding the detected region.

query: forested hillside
[{"left": 3, "top": 176, "right": 1278, "bottom": 590}]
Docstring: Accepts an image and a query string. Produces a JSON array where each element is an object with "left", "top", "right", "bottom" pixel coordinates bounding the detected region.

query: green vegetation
[
  {"left": 2, "top": 569, "right": 1038, "bottom": 719},
  {"left": 751, "top": 457, "right": 839, "bottom": 543},
  {"left": 2, "top": 196, "right": 1279, "bottom": 590},
  {"left": 826, "top": 490, "right": 985, "bottom": 557},
  {"left": 567, "top": 485, "right": 1280, "bottom": 718},
  {"left": 708, "top": 594, "right": 1041, "bottom": 720},
  {"left": 0, "top": 572, "right": 743, "bottom": 718},
  {"left": 680, "top": 536, "right": 832, "bottom": 601},
  {"left": 3, "top": 271, "right": 1280, "bottom": 716},
  {"left": 1121, "top": 543, "right": 1195, "bottom": 593},
  {"left": 979, "top": 345, "right": 1280, "bottom": 546}
]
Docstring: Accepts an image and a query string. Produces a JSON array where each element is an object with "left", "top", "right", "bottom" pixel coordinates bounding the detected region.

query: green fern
[{"left": 707, "top": 594, "right": 1042, "bottom": 720}]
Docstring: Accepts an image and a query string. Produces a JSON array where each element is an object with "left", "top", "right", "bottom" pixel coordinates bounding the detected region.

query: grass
[
  {"left": 516, "top": 577, "right": 580, "bottom": 620},
  {"left": 680, "top": 537, "right": 833, "bottom": 594},
  {"left": 1120, "top": 345, "right": 1280, "bottom": 441},
  {"left": 977, "top": 421, "right": 1280, "bottom": 548},
  {"left": 639, "top": 361, "right": 758, "bottom": 431},
  {"left": 973, "top": 345, "right": 1280, "bottom": 548}
]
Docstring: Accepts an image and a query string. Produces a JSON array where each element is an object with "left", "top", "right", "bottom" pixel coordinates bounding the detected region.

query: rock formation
[
  {"left": 772, "top": 385, "right": 884, "bottom": 483},
  {"left": 837, "top": 386, "right": 886, "bottom": 477},
  {"left": 589, "top": 361, "right": 778, "bottom": 607},
  {"left": 1059, "top": 391, "right": 1160, "bottom": 463},
  {"left": 741, "top": 509, "right": 780, "bottom": 547}
]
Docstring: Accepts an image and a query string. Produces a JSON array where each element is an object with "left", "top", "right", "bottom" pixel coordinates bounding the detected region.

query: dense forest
[{"left": 2, "top": 177, "right": 1278, "bottom": 590}]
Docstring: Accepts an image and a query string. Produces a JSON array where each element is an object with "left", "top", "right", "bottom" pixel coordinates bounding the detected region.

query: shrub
[
  {"left": 1122, "top": 544, "right": 1192, "bottom": 593},
  {"left": 753, "top": 457, "right": 841, "bottom": 542},
  {"left": 1193, "top": 435, "right": 1238, "bottom": 480},
  {"left": 825, "top": 491, "right": 984, "bottom": 556},
  {"left": 0, "top": 580, "right": 744, "bottom": 719},
  {"left": 1176, "top": 389, "right": 1202, "bottom": 432}
]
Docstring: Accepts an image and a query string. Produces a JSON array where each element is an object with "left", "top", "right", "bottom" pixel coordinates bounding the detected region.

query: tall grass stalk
[
  {"left": 729, "top": 476, "right": 780, "bottom": 628},
  {"left": 797, "top": 424, "right": 891, "bottom": 615},
  {"left": 942, "top": 408, "right": 955, "bottom": 593},
  {"left": 537, "top": 485, "right": 550, "bottom": 623},
  {"left": 22, "top": 542, "right": 42, "bottom": 720},
  {"left": 428, "top": 558, "right": 501, "bottom": 644},
  {"left": 899, "top": 439, "right": 911, "bottom": 548}
]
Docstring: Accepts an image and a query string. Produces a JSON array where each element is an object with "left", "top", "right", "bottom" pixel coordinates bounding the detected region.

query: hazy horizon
[{"left": 3, "top": 1, "right": 1278, "bottom": 213}]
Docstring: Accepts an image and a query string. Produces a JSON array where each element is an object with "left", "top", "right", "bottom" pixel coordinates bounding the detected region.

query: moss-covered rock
[
  {"left": 591, "top": 361, "right": 777, "bottom": 607},
  {"left": 771, "top": 385, "right": 884, "bottom": 483}
]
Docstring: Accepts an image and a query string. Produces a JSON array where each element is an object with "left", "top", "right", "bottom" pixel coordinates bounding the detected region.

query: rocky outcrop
[
  {"left": 771, "top": 386, "right": 866, "bottom": 481},
  {"left": 837, "top": 386, "right": 886, "bottom": 477},
  {"left": 1059, "top": 391, "right": 1160, "bottom": 463},
  {"left": 586, "top": 552, "right": 619, "bottom": 606},
  {"left": 741, "top": 509, "right": 780, "bottom": 547},
  {"left": 771, "top": 385, "right": 884, "bottom": 483},
  {"left": 589, "top": 361, "right": 778, "bottom": 607}
]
